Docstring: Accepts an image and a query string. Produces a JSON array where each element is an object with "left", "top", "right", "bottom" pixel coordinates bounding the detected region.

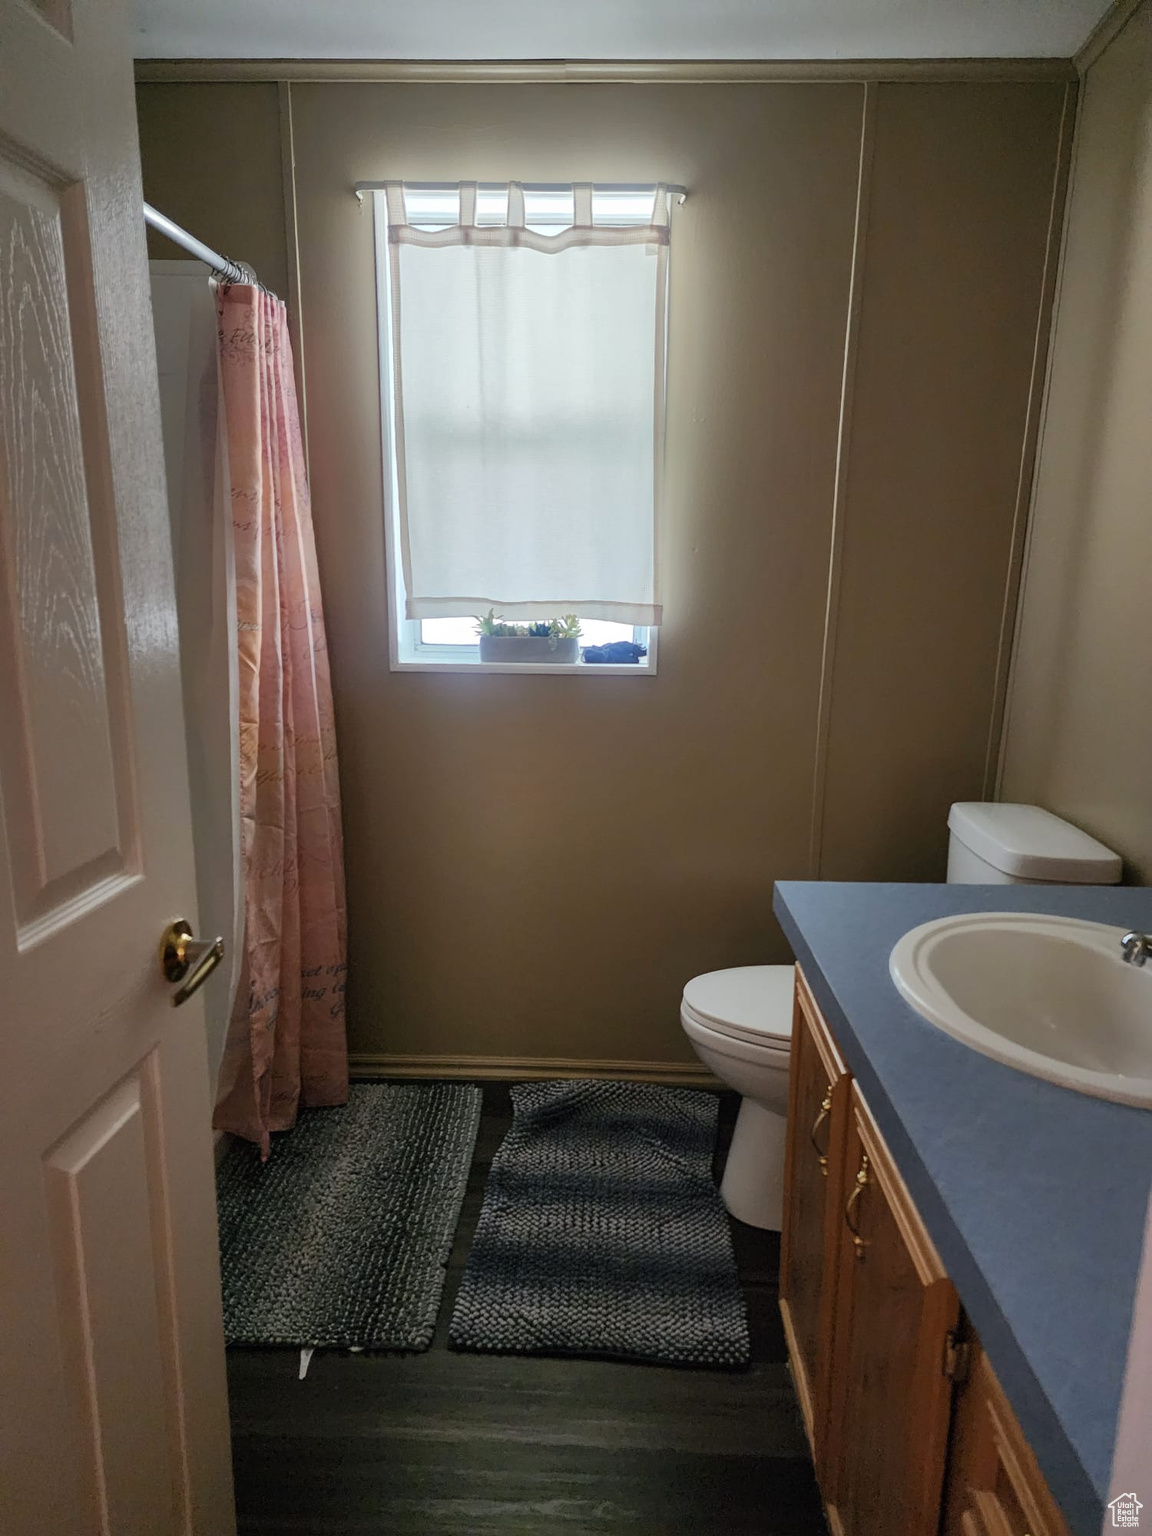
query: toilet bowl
[{"left": 680, "top": 965, "right": 794, "bottom": 1231}]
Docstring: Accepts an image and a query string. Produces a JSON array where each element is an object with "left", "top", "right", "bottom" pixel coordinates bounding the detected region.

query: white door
[{"left": 0, "top": 0, "right": 236, "bottom": 1531}]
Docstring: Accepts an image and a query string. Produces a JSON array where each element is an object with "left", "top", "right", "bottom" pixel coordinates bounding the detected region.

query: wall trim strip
[
  {"left": 349, "top": 1052, "right": 721, "bottom": 1087},
  {"left": 277, "top": 80, "right": 309, "bottom": 472},
  {"left": 1074, "top": 0, "right": 1147, "bottom": 73},
  {"left": 133, "top": 57, "right": 1078, "bottom": 85},
  {"left": 807, "top": 79, "right": 875, "bottom": 878}
]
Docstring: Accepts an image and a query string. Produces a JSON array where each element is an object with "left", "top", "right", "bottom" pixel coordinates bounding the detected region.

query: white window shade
[{"left": 374, "top": 182, "right": 672, "bottom": 625}]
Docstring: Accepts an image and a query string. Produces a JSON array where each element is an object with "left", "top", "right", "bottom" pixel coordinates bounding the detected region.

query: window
[{"left": 371, "top": 180, "right": 677, "bottom": 672}]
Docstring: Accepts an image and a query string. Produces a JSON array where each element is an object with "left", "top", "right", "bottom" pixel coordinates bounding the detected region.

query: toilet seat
[{"left": 680, "top": 965, "right": 794, "bottom": 1051}]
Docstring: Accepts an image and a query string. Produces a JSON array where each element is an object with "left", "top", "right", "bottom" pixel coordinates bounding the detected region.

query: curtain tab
[
  {"left": 384, "top": 181, "right": 406, "bottom": 231},
  {"left": 459, "top": 181, "right": 478, "bottom": 228},
  {"left": 506, "top": 181, "right": 526, "bottom": 229},
  {"left": 573, "top": 183, "right": 593, "bottom": 229}
]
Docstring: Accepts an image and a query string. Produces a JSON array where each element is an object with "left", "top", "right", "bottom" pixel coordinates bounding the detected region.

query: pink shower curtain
[{"left": 212, "top": 284, "right": 348, "bottom": 1155}]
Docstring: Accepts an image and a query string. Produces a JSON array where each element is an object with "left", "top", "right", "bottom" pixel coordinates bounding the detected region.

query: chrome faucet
[{"left": 1121, "top": 931, "right": 1152, "bottom": 967}]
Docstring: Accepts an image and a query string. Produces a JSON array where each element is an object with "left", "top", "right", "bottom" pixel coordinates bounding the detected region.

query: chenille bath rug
[
  {"left": 216, "top": 1082, "right": 481, "bottom": 1350},
  {"left": 448, "top": 1080, "right": 750, "bottom": 1368}
]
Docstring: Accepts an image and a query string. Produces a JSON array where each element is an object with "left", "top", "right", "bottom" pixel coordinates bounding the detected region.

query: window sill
[{"left": 391, "top": 658, "right": 657, "bottom": 676}]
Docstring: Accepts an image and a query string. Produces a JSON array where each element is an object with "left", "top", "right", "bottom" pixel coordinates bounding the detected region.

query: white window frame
[{"left": 374, "top": 185, "right": 660, "bottom": 678}]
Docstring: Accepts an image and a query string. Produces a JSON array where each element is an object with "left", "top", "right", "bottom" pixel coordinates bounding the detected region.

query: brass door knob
[{"left": 159, "top": 920, "right": 225, "bottom": 1007}]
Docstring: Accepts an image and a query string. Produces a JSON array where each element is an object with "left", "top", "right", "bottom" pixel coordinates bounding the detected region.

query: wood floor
[{"left": 226, "top": 1084, "right": 826, "bottom": 1535}]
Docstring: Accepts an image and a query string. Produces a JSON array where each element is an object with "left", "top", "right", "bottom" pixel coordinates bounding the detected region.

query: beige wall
[
  {"left": 137, "top": 75, "right": 1070, "bottom": 1067},
  {"left": 137, "top": 83, "right": 290, "bottom": 298},
  {"left": 1000, "top": 3, "right": 1152, "bottom": 883},
  {"left": 818, "top": 82, "right": 1071, "bottom": 879}
]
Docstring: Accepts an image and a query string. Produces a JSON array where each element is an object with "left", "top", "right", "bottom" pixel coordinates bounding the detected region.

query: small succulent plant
[{"left": 474, "top": 611, "right": 583, "bottom": 649}]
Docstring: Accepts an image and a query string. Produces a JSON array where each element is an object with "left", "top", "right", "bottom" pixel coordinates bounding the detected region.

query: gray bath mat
[
  {"left": 449, "top": 1080, "right": 750, "bottom": 1368},
  {"left": 216, "top": 1082, "right": 481, "bottom": 1350}
]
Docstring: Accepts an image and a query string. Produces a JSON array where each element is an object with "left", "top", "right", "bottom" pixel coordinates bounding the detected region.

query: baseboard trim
[{"left": 349, "top": 1051, "right": 722, "bottom": 1088}]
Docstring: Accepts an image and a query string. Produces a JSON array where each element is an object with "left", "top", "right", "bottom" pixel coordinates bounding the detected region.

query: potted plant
[{"left": 475, "top": 611, "right": 582, "bottom": 664}]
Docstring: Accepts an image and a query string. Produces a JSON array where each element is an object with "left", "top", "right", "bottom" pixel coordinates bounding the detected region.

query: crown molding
[
  {"left": 134, "top": 56, "right": 1078, "bottom": 86},
  {"left": 1074, "top": 0, "right": 1147, "bottom": 72}
]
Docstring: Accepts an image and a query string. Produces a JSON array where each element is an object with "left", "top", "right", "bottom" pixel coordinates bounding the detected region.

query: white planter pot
[{"left": 478, "top": 635, "right": 579, "bottom": 665}]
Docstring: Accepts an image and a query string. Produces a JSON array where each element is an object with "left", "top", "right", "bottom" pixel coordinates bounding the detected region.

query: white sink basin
[{"left": 889, "top": 912, "right": 1152, "bottom": 1108}]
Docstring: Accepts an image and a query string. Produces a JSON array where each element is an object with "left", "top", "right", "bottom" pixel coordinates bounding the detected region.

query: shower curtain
[{"left": 212, "top": 284, "right": 348, "bottom": 1155}]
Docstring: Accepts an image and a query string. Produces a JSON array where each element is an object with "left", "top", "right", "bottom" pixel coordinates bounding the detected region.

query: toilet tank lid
[{"left": 948, "top": 802, "right": 1122, "bottom": 883}]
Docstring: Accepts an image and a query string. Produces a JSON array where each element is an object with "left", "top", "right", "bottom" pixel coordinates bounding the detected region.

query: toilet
[
  {"left": 681, "top": 965, "right": 795, "bottom": 1229},
  {"left": 682, "top": 801, "right": 1122, "bottom": 1231}
]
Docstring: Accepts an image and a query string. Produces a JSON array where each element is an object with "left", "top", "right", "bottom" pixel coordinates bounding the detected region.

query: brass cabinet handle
[
  {"left": 844, "top": 1153, "right": 870, "bottom": 1260},
  {"left": 160, "top": 919, "right": 225, "bottom": 1007},
  {"left": 809, "top": 1089, "right": 833, "bottom": 1176}
]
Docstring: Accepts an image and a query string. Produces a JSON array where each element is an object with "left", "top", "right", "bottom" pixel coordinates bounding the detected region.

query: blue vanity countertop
[{"left": 773, "top": 881, "right": 1152, "bottom": 1536}]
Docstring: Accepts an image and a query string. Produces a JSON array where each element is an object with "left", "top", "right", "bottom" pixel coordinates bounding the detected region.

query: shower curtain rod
[{"left": 144, "top": 201, "right": 263, "bottom": 288}]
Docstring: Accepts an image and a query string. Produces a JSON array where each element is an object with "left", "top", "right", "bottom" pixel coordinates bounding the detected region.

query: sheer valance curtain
[{"left": 373, "top": 182, "right": 674, "bottom": 626}]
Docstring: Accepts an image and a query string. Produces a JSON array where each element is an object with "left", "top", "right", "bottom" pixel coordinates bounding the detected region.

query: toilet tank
[{"left": 947, "top": 803, "right": 1122, "bottom": 885}]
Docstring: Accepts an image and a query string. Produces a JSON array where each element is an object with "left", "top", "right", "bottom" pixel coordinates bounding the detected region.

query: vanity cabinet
[{"left": 782, "top": 968, "right": 1071, "bottom": 1536}]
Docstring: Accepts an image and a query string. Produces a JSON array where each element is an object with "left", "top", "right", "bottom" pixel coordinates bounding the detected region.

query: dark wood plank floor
[{"left": 226, "top": 1084, "right": 826, "bottom": 1535}]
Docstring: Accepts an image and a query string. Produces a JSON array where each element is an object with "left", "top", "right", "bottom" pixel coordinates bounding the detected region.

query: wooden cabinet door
[
  {"left": 824, "top": 1086, "right": 960, "bottom": 1536},
  {"left": 941, "top": 1341, "right": 1072, "bottom": 1536},
  {"left": 779, "top": 968, "right": 851, "bottom": 1475}
]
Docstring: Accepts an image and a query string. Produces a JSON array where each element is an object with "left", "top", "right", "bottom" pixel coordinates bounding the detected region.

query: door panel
[
  {"left": 941, "top": 1341, "right": 1072, "bottom": 1536},
  {"left": 0, "top": 0, "right": 235, "bottom": 1530},
  {"left": 826, "top": 1087, "right": 959, "bottom": 1536},
  {"left": 779, "top": 968, "right": 850, "bottom": 1473},
  {"left": 0, "top": 156, "right": 135, "bottom": 933},
  {"left": 45, "top": 1067, "right": 174, "bottom": 1531}
]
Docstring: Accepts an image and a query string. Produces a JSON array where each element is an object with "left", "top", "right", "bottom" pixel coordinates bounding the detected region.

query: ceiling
[{"left": 132, "top": 0, "right": 1113, "bottom": 63}]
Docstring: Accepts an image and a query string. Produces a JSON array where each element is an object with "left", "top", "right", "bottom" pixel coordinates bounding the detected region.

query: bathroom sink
[{"left": 889, "top": 912, "right": 1152, "bottom": 1108}]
